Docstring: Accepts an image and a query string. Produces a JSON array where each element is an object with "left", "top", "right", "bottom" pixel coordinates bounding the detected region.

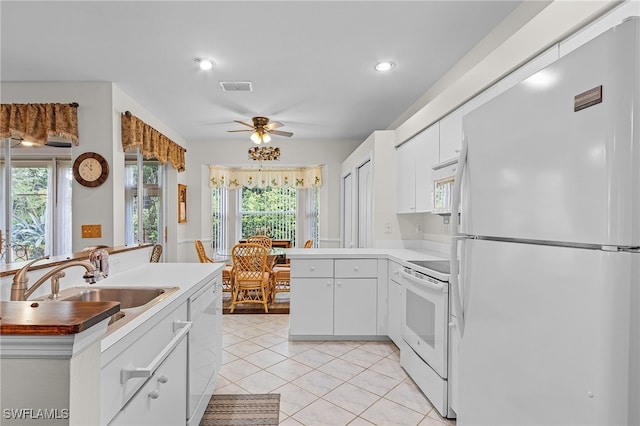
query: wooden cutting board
[{"left": 0, "top": 301, "right": 120, "bottom": 335}]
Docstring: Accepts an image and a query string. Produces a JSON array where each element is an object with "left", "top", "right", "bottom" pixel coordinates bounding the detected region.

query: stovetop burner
[{"left": 407, "top": 260, "right": 450, "bottom": 275}]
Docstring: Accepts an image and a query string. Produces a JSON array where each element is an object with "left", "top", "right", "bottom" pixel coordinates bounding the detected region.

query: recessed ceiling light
[
  {"left": 195, "top": 58, "right": 214, "bottom": 71},
  {"left": 375, "top": 61, "right": 396, "bottom": 72}
]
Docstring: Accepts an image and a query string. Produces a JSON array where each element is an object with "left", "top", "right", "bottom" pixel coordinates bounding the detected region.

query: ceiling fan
[{"left": 227, "top": 116, "right": 293, "bottom": 144}]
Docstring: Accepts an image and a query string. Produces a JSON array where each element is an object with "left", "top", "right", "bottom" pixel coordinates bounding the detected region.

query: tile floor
[{"left": 215, "top": 313, "right": 456, "bottom": 426}]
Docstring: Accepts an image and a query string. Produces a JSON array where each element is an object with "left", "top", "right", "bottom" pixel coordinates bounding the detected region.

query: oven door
[{"left": 401, "top": 268, "right": 449, "bottom": 378}]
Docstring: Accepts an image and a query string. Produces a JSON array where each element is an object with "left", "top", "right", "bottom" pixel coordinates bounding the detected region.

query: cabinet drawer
[
  {"left": 335, "top": 259, "right": 377, "bottom": 278},
  {"left": 291, "top": 259, "right": 333, "bottom": 277},
  {"left": 101, "top": 302, "right": 188, "bottom": 425},
  {"left": 109, "top": 338, "right": 187, "bottom": 426}
]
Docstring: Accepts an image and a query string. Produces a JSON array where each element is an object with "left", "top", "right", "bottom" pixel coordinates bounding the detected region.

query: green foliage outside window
[{"left": 241, "top": 187, "right": 296, "bottom": 241}]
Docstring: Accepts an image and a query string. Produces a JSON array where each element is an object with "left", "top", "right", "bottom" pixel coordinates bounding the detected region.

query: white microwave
[{"left": 431, "top": 160, "right": 457, "bottom": 215}]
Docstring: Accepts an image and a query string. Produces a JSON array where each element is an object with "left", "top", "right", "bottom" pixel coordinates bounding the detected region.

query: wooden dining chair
[
  {"left": 195, "top": 239, "right": 233, "bottom": 293},
  {"left": 230, "top": 243, "right": 271, "bottom": 313},
  {"left": 271, "top": 264, "right": 290, "bottom": 298},
  {"left": 149, "top": 244, "right": 163, "bottom": 262},
  {"left": 304, "top": 239, "right": 314, "bottom": 248},
  {"left": 247, "top": 235, "right": 272, "bottom": 250}
]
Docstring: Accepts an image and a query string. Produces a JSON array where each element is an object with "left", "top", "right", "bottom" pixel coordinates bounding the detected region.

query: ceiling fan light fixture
[
  {"left": 195, "top": 58, "right": 214, "bottom": 71},
  {"left": 250, "top": 131, "right": 262, "bottom": 144},
  {"left": 375, "top": 61, "right": 396, "bottom": 72},
  {"left": 262, "top": 133, "right": 272, "bottom": 143}
]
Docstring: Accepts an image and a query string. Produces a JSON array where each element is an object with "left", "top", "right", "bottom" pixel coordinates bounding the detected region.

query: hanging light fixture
[
  {"left": 250, "top": 129, "right": 271, "bottom": 144},
  {"left": 248, "top": 146, "right": 280, "bottom": 161}
]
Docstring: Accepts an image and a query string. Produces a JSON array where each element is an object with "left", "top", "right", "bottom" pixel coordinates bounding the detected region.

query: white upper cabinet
[
  {"left": 438, "top": 106, "right": 463, "bottom": 164},
  {"left": 396, "top": 123, "right": 439, "bottom": 214}
]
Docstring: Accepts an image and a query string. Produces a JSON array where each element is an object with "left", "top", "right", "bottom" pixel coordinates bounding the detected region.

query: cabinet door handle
[
  {"left": 158, "top": 375, "right": 169, "bottom": 384},
  {"left": 353, "top": 266, "right": 359, "bottom": 271},
  {"left": 336, "top": 281, "right": 342, "bottom": 286},
  {"left": 120, "top": 321, "right": 192, "bottom": 384},
  {"left": 149, "top": 390, "right": 160, "bottom": 399},
  {"left": 310, "top": 266, "right": 315, "bottom": 271}
]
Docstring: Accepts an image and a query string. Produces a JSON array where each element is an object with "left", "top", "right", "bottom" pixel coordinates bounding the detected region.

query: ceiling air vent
[{"left": 219, "top": 81, "right": 253, "bottom": 92}]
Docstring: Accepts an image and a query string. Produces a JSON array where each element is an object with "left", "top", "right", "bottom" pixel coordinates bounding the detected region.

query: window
[
  {"left": 125, "top": 154, "right": 163, "bottom": 245},
  {"left": 211, "top": 186, "right": 319, "bottom": 250},
  {"left": 240, "top": 186, "right": 297, "bottom": 240},
  {"left": 0, "top": 140, "right": 72, "bottom": 263}
]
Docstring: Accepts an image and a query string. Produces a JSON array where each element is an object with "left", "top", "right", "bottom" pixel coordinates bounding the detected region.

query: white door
[
  {"left": 341, "top": 173, "right": 353, "bottom": 248},
  {"left": 457, "top": 238, "right": 634, "bottom": 426},
  {"left": 357, "top": 160, "right": 372, "bottom": 248},
  {"left": 462, "top": 18, "right": 639, "bottom": 246}
]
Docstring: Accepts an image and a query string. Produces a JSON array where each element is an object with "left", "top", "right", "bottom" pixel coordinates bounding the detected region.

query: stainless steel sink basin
[
  {"left": 35, "top": 286, "right": 179, "bottom": 331},
  {"left": 58, "top": 287, "right": 169, "bottom": 308}
]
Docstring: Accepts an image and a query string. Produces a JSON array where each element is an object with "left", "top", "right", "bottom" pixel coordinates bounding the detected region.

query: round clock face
[
  {"left": 78, "top": 158, "right": 103, "bottom": 181},
  {"left": 73, "top": 152, "right": 109, "bottom": 187}
]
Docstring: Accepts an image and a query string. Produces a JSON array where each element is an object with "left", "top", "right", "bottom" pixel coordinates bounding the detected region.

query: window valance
[
  {"left": 0, "top": 103, "right": 79, "bottom": 145},
  {"left": 209, "top": 165, "right": 323, "bottom": 189},
  {"left": 121, "top": 112, "right": 186, "bottom": 172}
]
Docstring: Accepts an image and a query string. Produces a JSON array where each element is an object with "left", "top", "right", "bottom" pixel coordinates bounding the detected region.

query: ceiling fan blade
[
  {"left": 227, "top": 129, "right": 253, "bottom": 133},
  {"left": 265, "top": 121, "right": 284, "bottom": 130},
  {"left": 269, "top": 130, "right": 294, "bottom": 137},
  {"left": 234, "top": 120, "right": 255, "bottom": 128}
]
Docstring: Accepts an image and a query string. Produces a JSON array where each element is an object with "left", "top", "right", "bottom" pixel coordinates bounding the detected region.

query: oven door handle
[{"left": 400, "top": 270, "right": 446, "bottom": 292}]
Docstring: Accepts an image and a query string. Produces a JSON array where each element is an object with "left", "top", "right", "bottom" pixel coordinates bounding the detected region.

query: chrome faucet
[
  {"left": 10, "top": 256, "right": 97, "bottom": 301},
  {"left": 88, "top": 248, "right": 110, "bottom": 280}
]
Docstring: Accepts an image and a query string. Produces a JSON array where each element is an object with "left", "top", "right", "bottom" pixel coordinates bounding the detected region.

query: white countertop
[
  {"left": 286, "top": 247, "right": 447, "bottom": 263},
  {"left": 96, "top": 262, "right": 224, "bottom": 351}
]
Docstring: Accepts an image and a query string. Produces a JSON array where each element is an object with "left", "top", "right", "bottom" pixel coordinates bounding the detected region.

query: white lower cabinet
[
  {"left": 290, "top": 277, "right": 334, "bottom": 336},
  {"left": 109, "top": 338, "right": 187, "bottom": 426},
  {"left": 290, "top": 258, "right": 379, "bottom": 338},
  {"left": 334, "top": 278, "right": 377, "bottom": 335}
]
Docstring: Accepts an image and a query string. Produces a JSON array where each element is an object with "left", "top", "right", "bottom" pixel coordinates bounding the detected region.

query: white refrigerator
[{"left": 450, "top": 16, "right": 640, "bottom": 426}]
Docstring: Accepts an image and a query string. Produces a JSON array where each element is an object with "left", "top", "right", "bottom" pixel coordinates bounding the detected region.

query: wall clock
[{"left": 73, "top": 152, "right": 109, "bottom": 187}]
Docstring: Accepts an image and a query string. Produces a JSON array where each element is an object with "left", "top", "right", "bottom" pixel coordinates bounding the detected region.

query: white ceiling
[{"left": 1, "top": 1, "right": 521, "bottom": 144}]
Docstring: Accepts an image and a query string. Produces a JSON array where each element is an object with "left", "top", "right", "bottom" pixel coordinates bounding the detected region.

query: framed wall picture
[{"left": 178, "top": 184, "right": 187, "bottom": 223}]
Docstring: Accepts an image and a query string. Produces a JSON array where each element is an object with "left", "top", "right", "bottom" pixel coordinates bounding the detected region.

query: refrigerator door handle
[{"left": 450, "top": 135, "right": 468, "bottom": 337}]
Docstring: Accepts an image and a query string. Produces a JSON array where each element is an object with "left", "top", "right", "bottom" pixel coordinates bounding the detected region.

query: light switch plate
[{"left": 81, "top": 224, "right": 102, "bottom": 238}]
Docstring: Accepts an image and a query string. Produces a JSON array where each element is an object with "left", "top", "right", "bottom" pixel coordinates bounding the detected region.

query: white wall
[
  {"left": 111, "top": 85, "right": 187, "bottom": 262},
  {"left": 181, "top": 137, "right": 361, "bottom": 261},
  {"left": 2, "top": 82, "right": 116, "bottom": 251}
]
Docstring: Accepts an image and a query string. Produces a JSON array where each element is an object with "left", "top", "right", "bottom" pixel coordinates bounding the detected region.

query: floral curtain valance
[
  {"left": 209, "top": 165, "right": 323, "bottom": 189},
  {"left": 0, "top": 103, "right": 79, "bottom": 145},
  {"left": 121, "top": 112, "right": 186, "bottom": 172}
]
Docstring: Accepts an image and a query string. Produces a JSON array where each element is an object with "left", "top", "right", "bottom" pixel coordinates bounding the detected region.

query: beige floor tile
[
  {"left": 339, "top": 347, "right": 385, "bottom": 368},
  {"left": 358, "top": 341, "right": 398, "bottom": 357},
  {"left": 233, "top": 369, "right": 288, "bottom": 394},
  {"left": 384, "top": 381, "right": 433, "bottom": 415},
  {"left": 222, "top": 332, "right": 244, "bottom": 347},
  {"left": 212, "top": 382, "right": 246, "bottom": 394},
  {"left": 221, "top": 349, "right": 238, "bottom": 365},
  {"left": 348, "top": 417, "right": 377, "bottom": 425},
  {"left": 315, "top": 341, "right": 360, "bottom": 357},
  {"left": 291, "top": 369, "right": 344, "bottom": 397},
  {"left": 273, "top": 382, "right": 319, "bottom": 416},
  {"left": 291, "top": 348, "right": 336, "bottom": 368},
  {"left": 250, "top": 332, "right": 287, "bottom": 348},
  {"left": 369, "top": 356, "right": 409, "bottom": 380},
  {"left": 348, "top": 369, "right": 403, "bottom": 397},
  {"left": 270, "top": 340, "right": 322, "bottom": 357},
  {"left": 224, "top": 340, "right": 265, "bottom": 358},
  {"left": 360, "top": 397, "right": 426, "bottom": 426},
  {"left": 317, "top": 357, "right": 366, "bottom": 381},
  {"left": 323, "top": 382, "right": 380, "bottom": 416},
  {"left": 243, "top": 348, "right": 288, "bottom": 369},
  {"left": 292, "top": 398, "right": 357, "bottom": 426},
  {"left": 279, "top": 415, "right": 304, "bottom": 425},
  {"left": 218, "top": 358, "right": 261, "bottom": 382},
  {"left": 266, "top": 358, "right": 314, "bottom": 382}
]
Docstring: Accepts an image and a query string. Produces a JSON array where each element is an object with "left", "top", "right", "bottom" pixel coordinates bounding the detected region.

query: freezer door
[
  {"left": 461, "top": 17, "right": 640, "bottom": 246},
  {"left": 457, "top": 239, "right": 635, "bottom": 426}
]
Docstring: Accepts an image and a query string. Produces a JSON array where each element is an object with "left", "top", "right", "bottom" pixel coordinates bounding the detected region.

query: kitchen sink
[
  {"left": 35, "top": 286, "right": 179, "bottom": 331},
  {"left": 57, "top": 287, "right": 171, "bottom": 309}
]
